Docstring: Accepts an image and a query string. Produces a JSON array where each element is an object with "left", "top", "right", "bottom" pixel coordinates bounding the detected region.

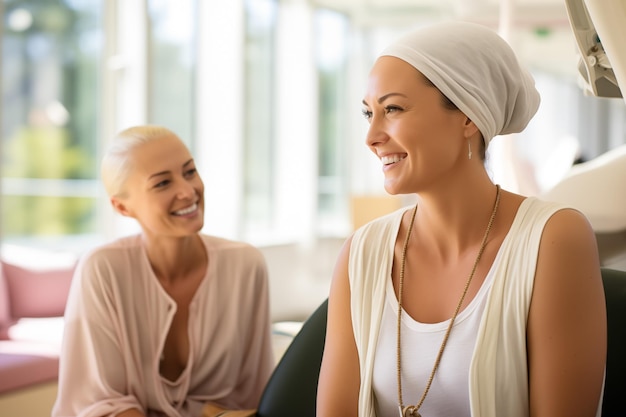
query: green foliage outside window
[
  {"left": 3, "top": 195, "right": 95, "bottom": 236},
  {"left": 3, "top": 126, "right": 93, "bottom": 179},
  {"left": 1, "top": 126, "right": 97, "bottom": 237}
]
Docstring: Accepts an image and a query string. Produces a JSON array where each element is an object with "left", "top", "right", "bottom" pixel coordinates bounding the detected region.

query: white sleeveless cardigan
[{"left": 348, "top": 197, "right": 602, "bottom": 417}]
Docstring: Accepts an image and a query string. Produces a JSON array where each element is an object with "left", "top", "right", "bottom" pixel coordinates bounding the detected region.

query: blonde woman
[{"left": 53, "top": 126, "right": 274, "bottom": 417}]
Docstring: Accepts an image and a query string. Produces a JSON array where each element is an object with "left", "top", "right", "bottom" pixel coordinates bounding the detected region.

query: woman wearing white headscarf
[{"left": 317, "top": 21, "right": 606, "bottom": 417}]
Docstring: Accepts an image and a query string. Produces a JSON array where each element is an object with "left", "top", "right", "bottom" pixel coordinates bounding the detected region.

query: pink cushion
[
  {"left": 0, "top": 353, "right": 58, "bottom": 393},
  {"left": 2, "top": 261, "right": 75, "bottom": 319},
  {"left": 0, "top": 270, "right": 12, "bottom": 337}
]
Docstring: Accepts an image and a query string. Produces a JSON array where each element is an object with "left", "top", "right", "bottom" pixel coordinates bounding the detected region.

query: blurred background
[{"left": 1, "top": 0, "right": 626, "bottom": 321}]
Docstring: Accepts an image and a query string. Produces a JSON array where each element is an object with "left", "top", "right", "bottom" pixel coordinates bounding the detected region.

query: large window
[
  {"left": 147, "top": 0, "right": 197, "bottom": 146},
  {"left": 2, "top": 1, "right": 336, "bottom": 250},
  {"left": 315, "top": 9, "right": 349, "bottom": 235},
  {"left": 1, "top": 0, "right": 201, "bottom": 249},
  {"left": 242, "top": 0, "right": 277, "bottom": 235},
  {"left": 1, "top": 0, "right": 102, "bottom": 248}
]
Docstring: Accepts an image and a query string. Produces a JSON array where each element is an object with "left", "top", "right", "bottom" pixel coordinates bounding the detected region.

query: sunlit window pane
[
  {"left": 147, "top": 0, "right": 197, "bottom": 147},
  {"left": 315, "top": 9, "right": 349, "bottom": 235},
  {"left": 1, "top": 0, "right": 102, "bottom": 246},
  {"left": 3, "top": 194, "right": 96, "bottom": 235},
  {"left": 243, "top": 0, "right": 277, "bottom": 234}
]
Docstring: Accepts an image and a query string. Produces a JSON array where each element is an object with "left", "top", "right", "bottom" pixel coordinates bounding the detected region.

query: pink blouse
[{"left": 52, "top": 234, "right": 274, "bottom": 417}]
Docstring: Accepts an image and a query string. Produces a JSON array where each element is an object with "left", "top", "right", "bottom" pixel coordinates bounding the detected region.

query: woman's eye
[
  {"left": 362, "top": 106, "right": 402, "bottom": 121},
  {"left": 185, "top": 168, "right": 197, "bottom": 178},
  {"left": 385, "top": 105, "right": 402, "bottom": 114},
  {"left": 154, "top": 180, "right": 170, "bottom": 188}
]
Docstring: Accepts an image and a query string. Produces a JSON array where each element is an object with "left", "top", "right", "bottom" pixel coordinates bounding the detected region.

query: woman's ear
[
  {"left": 463, "top": 117, "right": 481, "bottom": 139},
  {"left": 111, "top": 196, "right": 132, "bottom": 217}
]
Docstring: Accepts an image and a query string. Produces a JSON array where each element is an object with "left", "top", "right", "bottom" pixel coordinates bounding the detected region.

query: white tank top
[{"left": 372, "top": 268, "right": 495, "bottom": 417}]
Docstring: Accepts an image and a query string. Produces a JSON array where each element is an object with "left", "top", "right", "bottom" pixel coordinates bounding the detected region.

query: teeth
[
  {"left": 173, "top": 203, "right": 197, "bottom": 215},
  {"left": 381, "top": 154, "right": 406, "bottom": 165}
]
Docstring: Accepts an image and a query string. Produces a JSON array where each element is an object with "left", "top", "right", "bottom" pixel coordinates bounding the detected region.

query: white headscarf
[{"left": 380, "top": 21, "right": 540, "bottom": 146}]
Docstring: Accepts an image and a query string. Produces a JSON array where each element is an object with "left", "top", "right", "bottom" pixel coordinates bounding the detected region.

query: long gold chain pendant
[{"left": 400, "top": 405, "right": 421, "bottom": 417}]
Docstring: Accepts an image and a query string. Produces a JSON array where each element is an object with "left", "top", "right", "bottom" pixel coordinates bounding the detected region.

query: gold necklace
[{"left": 396, "top": 184, "right": 501, "bottom": 417}]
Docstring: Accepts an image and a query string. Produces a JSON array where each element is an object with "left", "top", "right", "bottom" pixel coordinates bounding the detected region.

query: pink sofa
[{"left": 0, "top": 258, "right": 75, "bottom": 395}]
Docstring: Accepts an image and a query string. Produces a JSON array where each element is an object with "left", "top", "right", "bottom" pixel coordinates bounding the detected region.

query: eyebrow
[
  {"left": 148, "top": 158, "right": 195, "bottom": 180},
  {"left": 362, "top": 92, "right": 409, "bottom": 106}
]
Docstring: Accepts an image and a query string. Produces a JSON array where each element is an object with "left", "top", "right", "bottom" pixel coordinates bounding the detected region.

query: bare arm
[
  {"left": 316, "top": 237, "right": 360, "bottom": 417},
  {"left": 528, "top": 209, "right": 606, "bottom": 417}
]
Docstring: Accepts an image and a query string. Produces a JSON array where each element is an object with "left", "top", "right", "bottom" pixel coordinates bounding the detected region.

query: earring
[{"left": 468, "top": 139, "right": 472, "bottom": 160}]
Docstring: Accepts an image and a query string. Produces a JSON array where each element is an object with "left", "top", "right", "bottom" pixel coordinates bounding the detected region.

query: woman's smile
[
  {"left": 172, "top": 202, "right": 200, "bottom": 217},
  {"left": 381, "top": 153, "right": 407, "bottom": 171}
]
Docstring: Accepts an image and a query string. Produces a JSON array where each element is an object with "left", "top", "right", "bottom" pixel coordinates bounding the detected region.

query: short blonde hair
[{"left": 101, "top": 125, "right": 176, "bottom": 198}]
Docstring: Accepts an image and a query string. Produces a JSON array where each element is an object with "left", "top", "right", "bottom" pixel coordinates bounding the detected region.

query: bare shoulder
[
  {"left": 327, "top": 234, "right": 355, "bottom": 302},
  {"left": 532, "top": 205, "right": 604, "bottom": 318},
  {"left": 537, "top": 207, "right": 600, "bottom": 273},
  {"left": 543, "top": 207, "right": 595, "bottom": 238}
]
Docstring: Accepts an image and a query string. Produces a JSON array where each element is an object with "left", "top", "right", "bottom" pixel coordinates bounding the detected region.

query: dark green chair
[
  {"left": 601, "top": 267, "right": 626, "bottom": 417},
  {"left": 257, "top": 299, "right": 328, "bottom": 417}
]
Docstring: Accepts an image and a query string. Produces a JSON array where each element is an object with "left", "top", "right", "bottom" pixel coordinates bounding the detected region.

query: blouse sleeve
[
  {"left": 233, "top": 246, "right": 275, "bottom": 408},
  {"left": 52, "top": 250, "right": 144, "bottom": 417}
]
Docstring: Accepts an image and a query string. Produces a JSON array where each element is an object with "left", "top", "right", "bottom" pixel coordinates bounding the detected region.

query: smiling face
[
  {"left": 362, "top": 56, "right": 477, "bottom": 195},
  {"left": 111, "top": 133, "right": 205, "bottom": 239}
]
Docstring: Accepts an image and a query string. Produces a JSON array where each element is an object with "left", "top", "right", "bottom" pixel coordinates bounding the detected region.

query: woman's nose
[
  {"left": 176, "top": 179, "right": 196, "bottom": 198},
  {"left": 365, "top": 118, "right": 388, "bottom": 148}
]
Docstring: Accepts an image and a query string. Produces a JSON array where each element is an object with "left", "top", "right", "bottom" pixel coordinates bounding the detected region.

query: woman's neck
[
  {"left": 141, "top": 233, "right": 207, "bottom": 284},
  {"left": 412, "top": 182, "right": 502, "bottom": 258}
]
